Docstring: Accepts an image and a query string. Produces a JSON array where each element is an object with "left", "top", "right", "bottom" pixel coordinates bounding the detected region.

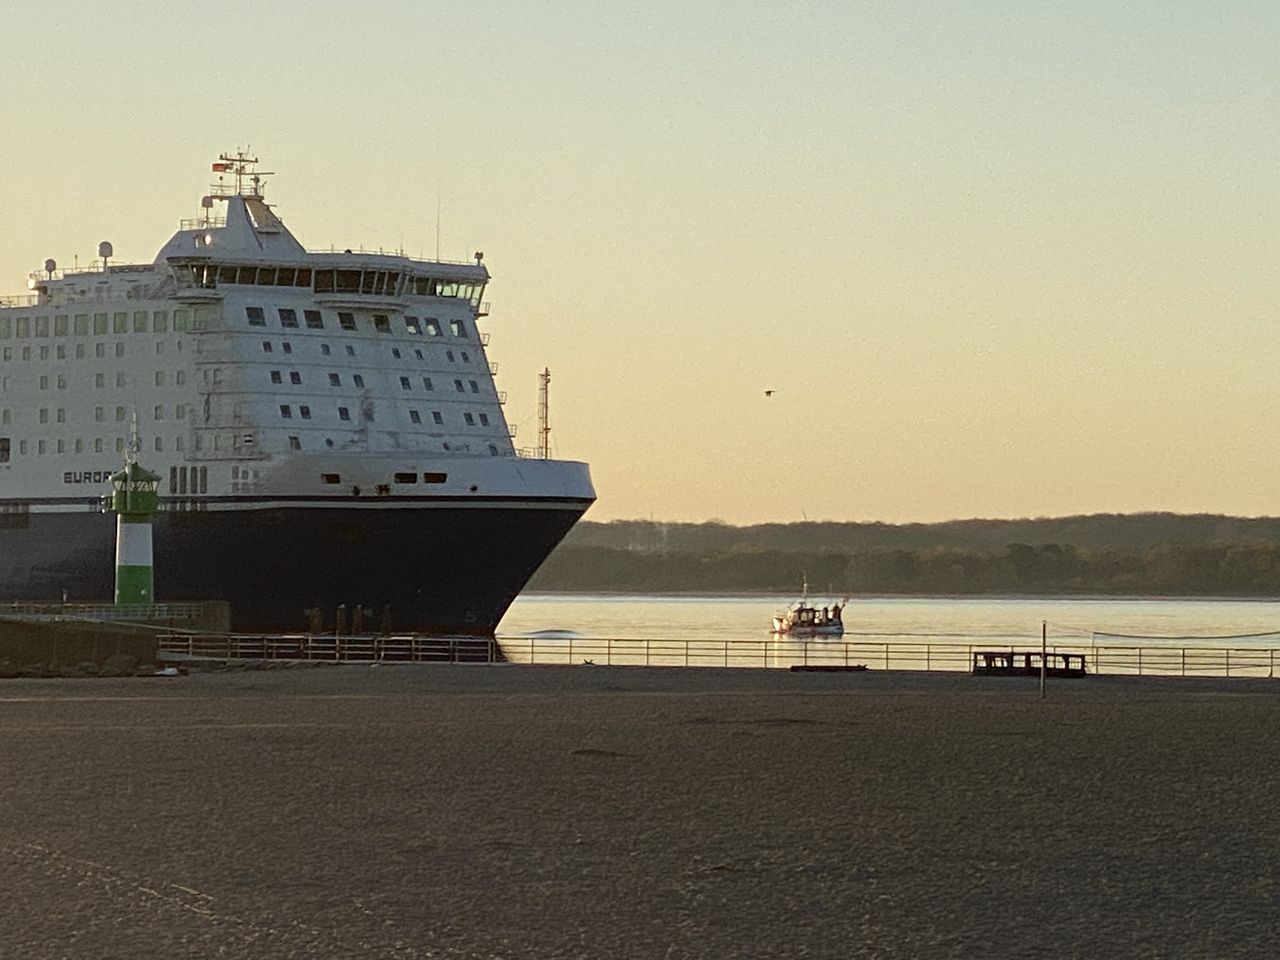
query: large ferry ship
[{"left": 0, "top": 154, "right": 595, "bottom": 634}]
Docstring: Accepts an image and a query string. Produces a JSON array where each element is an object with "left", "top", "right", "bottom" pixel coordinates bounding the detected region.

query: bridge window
[{"left": 450, "top": 319, "right": 467, "bottom": 337}]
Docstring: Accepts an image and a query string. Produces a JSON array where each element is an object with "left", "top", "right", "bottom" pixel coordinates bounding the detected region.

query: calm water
[
  {"left": 496, "top": 594, "right": 1280, "bottom": 674},
  {"left": 499, "top": 593, "right": 1280, "bottom": 646}
]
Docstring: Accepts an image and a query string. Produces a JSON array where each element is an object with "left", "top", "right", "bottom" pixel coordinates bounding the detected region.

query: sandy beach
[{"left": 1, "top": 664, "right": 1278, "bottom": 958}]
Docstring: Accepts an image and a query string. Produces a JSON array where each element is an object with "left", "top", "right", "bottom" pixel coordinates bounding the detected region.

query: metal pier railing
[{"left": 157, "top": 633, "right": 500, "bottom": 663}]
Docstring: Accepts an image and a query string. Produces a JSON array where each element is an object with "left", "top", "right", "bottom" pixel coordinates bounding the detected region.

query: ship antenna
[{"left": 538, "top": 367, "right": 551, "bottom": 460}]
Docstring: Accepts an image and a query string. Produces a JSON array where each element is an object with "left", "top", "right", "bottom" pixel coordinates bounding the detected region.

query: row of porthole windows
[
  {"left": 29, "top": 370, "right": 188, "bottom": 390},
  {"left": 244, "top": 306, "right": 470, "bottom": 340},
  {"left": 276, "top": 404, "right": 491, "bottom": 428},
  {"left": 1, "top": 435, "right": 185, "bottom": 456},
  {"left": 16, "top": 404, "right": 188, "bottom": 426},
  {"left": 256, "top": 339, "right": 475, "bottom": 368},
  {"left": 0, "top": 311, "right": 192, "bottom": 339},
  {"left": 263, "top": 369, "right": 481, "bottom": 394},
  {"left": 3, "top": 340, "right": 187, "bottom": 362}
]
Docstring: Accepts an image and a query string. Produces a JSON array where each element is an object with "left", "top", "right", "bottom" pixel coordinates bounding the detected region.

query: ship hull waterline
[{"left": 0, "top": 500, "right": 589, "bottom": 636}]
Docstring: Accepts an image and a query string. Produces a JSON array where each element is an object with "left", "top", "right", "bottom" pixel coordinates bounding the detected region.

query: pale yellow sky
[{"left": 2, "top": 1, "right": 1279, "bottom": 523}]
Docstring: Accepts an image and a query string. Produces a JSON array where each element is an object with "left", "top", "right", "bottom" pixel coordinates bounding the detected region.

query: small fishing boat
[{"left": 771, "top": 581, "right": 847, "bottom": 637}]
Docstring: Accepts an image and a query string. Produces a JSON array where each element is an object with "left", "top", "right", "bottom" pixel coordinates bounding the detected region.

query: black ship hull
[{"left": 0, "top": 500, "right": 589, "bottom": 635}]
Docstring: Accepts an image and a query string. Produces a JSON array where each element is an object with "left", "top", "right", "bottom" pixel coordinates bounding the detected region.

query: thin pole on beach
[{"left": 1040, "top": 620, "right": 1047, "bottom": 700}]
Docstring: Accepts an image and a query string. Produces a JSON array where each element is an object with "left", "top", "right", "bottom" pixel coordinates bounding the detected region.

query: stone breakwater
[{"left": 2, "top": 666, "right": 1278, "bottom": 959}]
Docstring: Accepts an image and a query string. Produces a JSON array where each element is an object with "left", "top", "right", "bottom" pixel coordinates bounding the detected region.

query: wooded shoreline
[{"left": 531, "top": 513, "right": 1280, "bottom": 596}]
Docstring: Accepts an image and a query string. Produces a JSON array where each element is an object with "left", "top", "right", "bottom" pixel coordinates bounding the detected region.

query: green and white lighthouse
[{"left": 105, "top": 460, "right": 161, "bottom": 606}]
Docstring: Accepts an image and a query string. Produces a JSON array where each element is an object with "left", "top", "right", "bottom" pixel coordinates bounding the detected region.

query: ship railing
[
  {"left": 0, "top": 602, "right": 211, "bottom": 622},
  {"left": 0, "top": 296, "right": 38, "bottom": 308},
  {"left": 179, "top": 217, "right": 228, "bottom": 230},
  {"left": 479, "top": 332, "right": 491, "bottom": 345},
  {"left": 493, "top": 635, "right": 1280, "bottom": 679},
  {"left": 157, "top": 632, "right": 500, "bottom": 663},
  {"left": 304, "top": 248, "right": 482, "bottom": 267}
]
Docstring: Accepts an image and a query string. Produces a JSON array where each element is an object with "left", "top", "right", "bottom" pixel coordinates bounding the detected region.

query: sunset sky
[{"left": 2, "top": 1, "right": 1278, "bottom": 524}]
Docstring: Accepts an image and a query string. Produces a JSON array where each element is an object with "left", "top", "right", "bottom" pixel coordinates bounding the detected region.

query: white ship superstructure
[{"left": 0, "top": 154, "right": 594, "bottom": 633}]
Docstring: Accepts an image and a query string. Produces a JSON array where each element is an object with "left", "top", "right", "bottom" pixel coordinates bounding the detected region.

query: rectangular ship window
[
  {"left": 424, "top": 318, "right": 440, "bottom": 336},
  {"left": 305, "top": 310, "right": 324, "bottom": 329},
  {"left": 338, "top": 312, "right": 356, "bottom": 331},
  {"left": 394, "top": 472, "right": 417, "bottom": 484},
  {"left": 405, "top": 317, "right": 421, "bottom": 335},
  {"left": 246, "top": 307, "right": 266, "bottom": 326},
  {"left": 338, "top": 407, "right": 351, "bottom": 421},
  {"left": 373, "top": 315, "right": 391, "bottom": 333},
  {"left": 423, "top": 472, "right": 447, "bottom": 484},
  {"left": 322, "top": 473, "right": 341, "bottom": 484},
  {"left": 279, "top": 308, "right": 299, "bottom": 328},
  {"left": 0, "top": 438, "right": 8, "bottom": 463}
]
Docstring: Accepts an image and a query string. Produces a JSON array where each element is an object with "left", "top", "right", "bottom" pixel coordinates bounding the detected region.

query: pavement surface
[{"left": 2, "top": 664, "right": 1278, "bottom": 958}]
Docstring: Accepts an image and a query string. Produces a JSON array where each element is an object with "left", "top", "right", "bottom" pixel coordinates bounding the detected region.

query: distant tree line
[{"left": 527, "top": 515, "right": 1280, "bottom": 596}]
